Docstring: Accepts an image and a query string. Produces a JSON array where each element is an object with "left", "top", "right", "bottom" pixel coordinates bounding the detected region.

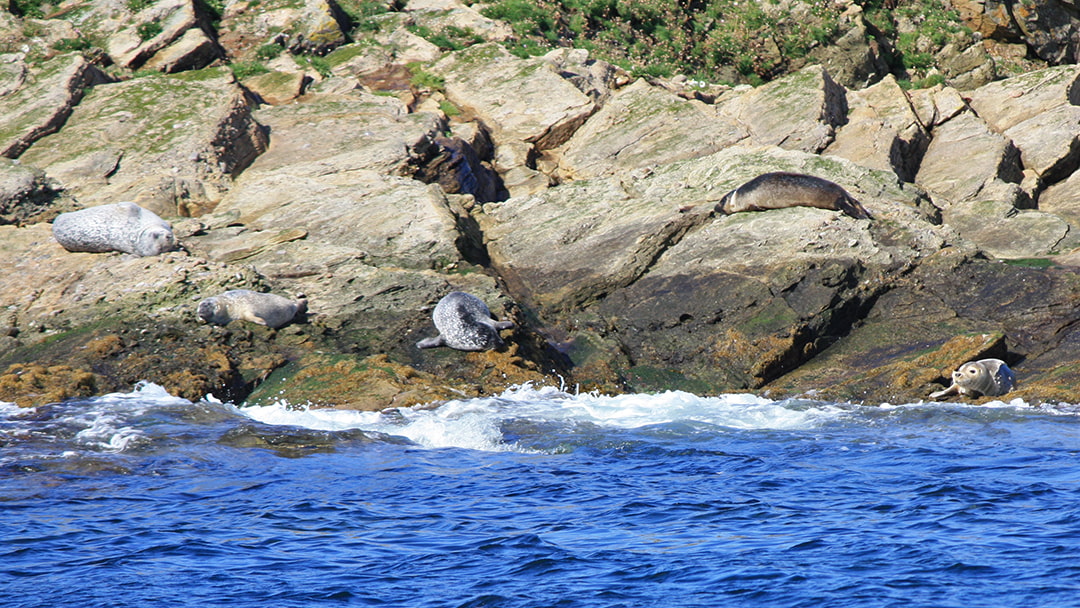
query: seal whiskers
[{"left": 929, "top": 358, "right": 1016, "bottom": 399}]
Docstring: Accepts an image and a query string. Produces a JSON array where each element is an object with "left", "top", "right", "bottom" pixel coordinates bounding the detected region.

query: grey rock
[
  {"left": 0, "top": 53, "right": 110, "bottom": 159},
  {"left": 18, "top": 68, "right": 267, "bottom": 218},
  {"left": 557, "top": 78, "right": 747, "bottom": 181},
  {"left": 915, "top": 111, "right": 1022, "bottom": 204},
  {"left": 717, "top": 65, "right": 847, "bottom": 154}
]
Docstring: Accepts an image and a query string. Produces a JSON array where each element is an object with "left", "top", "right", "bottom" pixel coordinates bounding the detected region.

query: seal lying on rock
[
  {"left": 416, "top": 291, "right": 515, "bottom": 351},
  {"left": 717, "top": 172, "right": 872, "bottom": 220},
  {"left": 197, "top": 290, "right": 308, "bottom": 329},
  {"left": 929, "top": 358, "right": 1016, "bottom": 399},
  {"left": 52, "top": 202, "right": 177, "bottom": 256}
]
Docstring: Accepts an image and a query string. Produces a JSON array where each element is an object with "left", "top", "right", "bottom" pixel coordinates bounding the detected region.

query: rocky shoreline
[{"left": 3, "top": 0, "right": 1080, "bottom": 408}]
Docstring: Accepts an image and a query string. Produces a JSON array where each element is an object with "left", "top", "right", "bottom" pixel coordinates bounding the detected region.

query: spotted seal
[
  {"left": 929, "top": 358, "right": 1016, "bottom": 400},
  {"left": 52, "top": 201, "right": 177, "bottom": 256},
  {"left": 717, "top": 172, "right": 872, "bottom": 220},
  {"left": 197, "top": 290, "right": 308, "bottom": 329},
  {"left": 416, "top": 291, "right": 515, "bottom": 351}
]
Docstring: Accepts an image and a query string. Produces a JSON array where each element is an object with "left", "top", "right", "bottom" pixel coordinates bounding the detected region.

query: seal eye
[{"left": 968, "top": 368, "right": 978, "bottom": 374}]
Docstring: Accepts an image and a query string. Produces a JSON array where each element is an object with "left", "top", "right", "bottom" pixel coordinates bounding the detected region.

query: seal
[
  {"left": 929, "top": 358, "right": 1016, "bottom": 400},
  {"left": 197, "top": 290, "right": 308, "bottom": 329},
  {"left": 416, "top": 291, "right": 515, "bottom": 351},
  {"left": 52, "top": 201, "right": 177, "bottom": 257},
  {"left": 716, "top": 172, "right": 872, "bottom": 220}
]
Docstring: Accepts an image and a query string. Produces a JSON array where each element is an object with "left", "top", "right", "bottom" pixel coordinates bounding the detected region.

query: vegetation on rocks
[{"left": 4, "top": 0, "right": 1080, "bottom": 410}]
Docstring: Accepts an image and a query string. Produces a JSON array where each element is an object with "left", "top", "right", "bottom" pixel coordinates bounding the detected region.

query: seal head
[
  {"left": 717, "top": 172, "right": 872, "bottom": 220},
  {"left": 416, "top": 291, "right": 515, "bottom": 351},
  {"left": 929, "top": 358, "right": 1016, "bottom": 400}
]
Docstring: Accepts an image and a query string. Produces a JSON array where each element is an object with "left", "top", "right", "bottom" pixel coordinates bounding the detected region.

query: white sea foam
[{"left": 238, "top": 384, "right": 853, "bottom": 451}]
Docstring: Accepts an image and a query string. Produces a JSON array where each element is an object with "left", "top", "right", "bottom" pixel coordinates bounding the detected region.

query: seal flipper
[
  {"left": 416, "top": 335, "right": 446, "bottom": 349},
  {"left": 929, "top": 384, "right": 959, "bottom": 400}
]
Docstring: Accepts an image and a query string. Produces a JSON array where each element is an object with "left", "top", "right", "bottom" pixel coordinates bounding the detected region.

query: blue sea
[{"left": 3, "top": 382, "right": 1079, "bottom": 608}]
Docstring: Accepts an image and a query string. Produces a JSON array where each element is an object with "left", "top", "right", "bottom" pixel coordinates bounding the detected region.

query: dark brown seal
[{"left": 717, "top": 172, "right": 872, "bottom": 220}]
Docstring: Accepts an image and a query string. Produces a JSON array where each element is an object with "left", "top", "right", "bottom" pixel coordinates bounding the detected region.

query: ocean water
[{"left": 3, "top": 382, "right": 1080, "bottom": 608}]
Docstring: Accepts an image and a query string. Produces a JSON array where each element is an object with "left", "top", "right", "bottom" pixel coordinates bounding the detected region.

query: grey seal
[
  {"left": 929, "top": 358, "right": 1016, "bottom": 400},
  {"left": 416, "top": 291, "right": 515, "bottom": 351},
  {"left": 52, "top": 201, "right": 177, "bottom": 256},
  {"left": 197, "top": 290, "right": 308, "bottom": 329},
  {"left": 717, "top": 172, "right": 872, "bottom": 220}
]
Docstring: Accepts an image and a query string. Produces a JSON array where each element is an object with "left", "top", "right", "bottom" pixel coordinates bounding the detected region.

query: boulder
[
  {"left": 106, "top": 0, "right": 219, "bottom": 70},
  {"left": 766, "top": 251, "right": 1080, "bottom": 404},
  {"left": 433, "top": 43, "right": 595, "bottom": 151},
  {"left": 216, "top": 0, "right": 350, "bottom": 61},
  {"left": 1039, "top": 169, "right": 1080, "bottom": 226},
  {"left": 905, "top": 84, "right": 969, "bottom": 130},
  {"left": 0, "top": 158, "right": 69, "bottom": 225},
  {"left": 915, "top": 111, "right": 1023, "bottom": 204},
  {"left": 936, "top": 41, "right": 997, "bottom": 90},
  {"left": 140, "top": 26, "right": 222, "bottom": 73},
  {"left": 18, "top": 68, "right": 268, "bottom": 218},
  {"left": 825, "top": 74, "right": 929, "bottom": 181},
  {"left": 206, "top": 93, "right": 468, "bottom": 271},
  {"left": 717, "top": 64, "right": 848, "bottom": 154},
  {"left": 1002, "top": 104, "right": 1080, "bottom": 183},
  {"left": 805, "top": 9, "right": 889, "bottom": 89},
  {"left": 0, "top": 53, "right": 109, "bottom": 159},
  {"left": 966, "top": 64, "right": 1080, "bottom": 133},
  {"left": 242, "top": 70, "right": 308, "bottom": 105},
  {"left": 404, "top": 0, "right": 514, "bottom": 42},
  {"left": 943, "top": 199, "right": 1076, "bottom": 258},
  {"left": 541, "top": 48, "right": 631, "bottom": 104},
  {"left": 556, "top": 78, "right": 747, "bottom": 181}
]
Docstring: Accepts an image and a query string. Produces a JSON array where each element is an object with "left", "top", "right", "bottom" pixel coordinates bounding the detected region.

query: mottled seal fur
[
  {"left": 929, "top": 358, "right": 1016, "bottom": 400},
  {"left": 717, "top": 172, "right": 872, "bottom": 220},
  {"left": 197, "top": 290, "right": 308, "bottom": 329},
  {"left": 52, "top": 202, "right": 177, "bottom": 256},
  {"left": 416, "top": 291, "right": 515, "bottom": 351}
]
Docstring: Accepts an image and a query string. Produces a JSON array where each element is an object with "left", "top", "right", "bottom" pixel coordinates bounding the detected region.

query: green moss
[
  {"left": 255, "top": 43, "right": 285, "bottom": 60},
  {"left": 1003, "top": 258, "right": 1055, "bottom": 269},
  {"left": 736, "top": 299, "right": 799, "bottom": 336},
  {"left": 624, "top": 365, "right": 714, "bottom": 394},
  {"left": 136, "top": 21, "right": 163, "bottom": 41},
  {"left": 407, "top": 62, "right": 445, "bottom": 90},
  {"left": 230, "top": 61, "right": 270, "bottom": 81}
]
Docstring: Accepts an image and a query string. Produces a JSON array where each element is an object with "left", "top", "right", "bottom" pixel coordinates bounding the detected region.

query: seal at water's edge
[
  {"left": 416, "top": 291, "right": 515, "bottom": 351},
  {"left": 929, "top": 358, "right": 1016, "bottom": 400},
  {"left": 197, "top": 290, "right": 308, "bottom": 329},
  {"left": 717, "top": 172, "right": 872, "bottom": 220},
  {"left": 52, "top": 202, "right": 177, "bottom": 256}
]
